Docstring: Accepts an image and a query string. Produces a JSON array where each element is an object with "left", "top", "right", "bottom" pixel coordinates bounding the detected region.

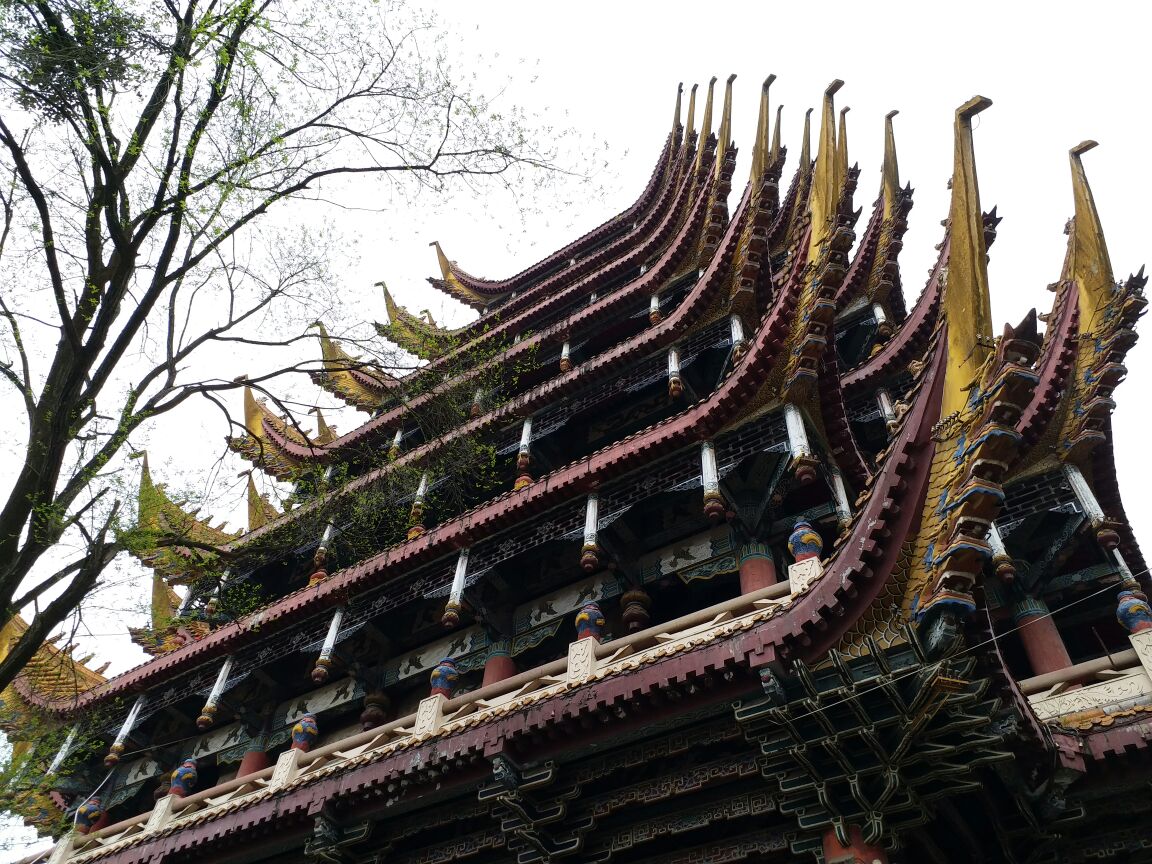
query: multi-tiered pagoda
[{"left": 3, "top": 74, "right": 1150, "bottom": 864}]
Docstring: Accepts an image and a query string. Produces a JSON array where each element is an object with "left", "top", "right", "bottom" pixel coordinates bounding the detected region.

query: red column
[
  {"left": 823, "top": 825, "right": 889, "bottom": 864},
  {"left": 738, "top": 541, "right": 777, "bottom": 594},
  {"left": 237, "top": 747, "right": 270, "bottom": 778},
  {"left": 482, "top": 642, "right": 516, "bottom": 687},
  {"left": 1013, "top": 596, "right": 1072, "bottom": 676}
]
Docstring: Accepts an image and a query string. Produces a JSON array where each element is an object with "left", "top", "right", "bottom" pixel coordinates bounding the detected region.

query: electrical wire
[{"left": 752, "top": 565, "right": 1151, "bottom": 728}]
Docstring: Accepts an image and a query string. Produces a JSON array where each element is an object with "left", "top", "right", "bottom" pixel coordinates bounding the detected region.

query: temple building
[{"left": 3, "top": 74, "right": 1150, "bottom": 864}]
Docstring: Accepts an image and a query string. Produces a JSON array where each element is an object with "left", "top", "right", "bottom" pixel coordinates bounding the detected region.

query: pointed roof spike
[
  {"left": 1067, "top": 140, "right": 1117, "bottom": 338},
  {"left": 836, "top": 105, "right": 851, "bottom": 194},
  {"left": 770, "top": 104, "right": 783, "bottom": 167},
  {"left": 672, "top": 82, "right": 683, "bottom": 131},
  {"left": 800, "top": 108, "right": 814, "bottom": 176},
  {"left": 694, "top": 76, "right": 718, "bottom": 176},
  {"left": 715, "top": 74, "right": 737, "bottom": 180},
  {"left": 151, "top": 569, "right": 179, "bottom": 632},
  {"left": 685, "top": 83, "right": 699, "bottom": 140},
  {"left": 807, "top": 80, "right": 844, "bottom": 263},
  {"left": 314, "top": 408, "right": 335, "bottom": 445},
  {"left": 941, "top": 95, "right": 994, "bottom": 418},
  {"left": 429, "top": 241, "right": 453, "bottom": 283},
  {"left": 882, "top": 110, "right": 901, "bottom": 220},
  {"left": 247, "top": 474, "right": 278, "bottom": 532},
  {"left": 750, "top": 75, "right": 775, "bottom": 182},
  {"left": 243, "top": 385, "right": 265, "bottom": 438}
]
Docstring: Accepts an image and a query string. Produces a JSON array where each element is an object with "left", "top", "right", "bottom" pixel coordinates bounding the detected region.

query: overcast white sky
[{"left": 3, "top": 1, "right": 1152, "bottom": 856}]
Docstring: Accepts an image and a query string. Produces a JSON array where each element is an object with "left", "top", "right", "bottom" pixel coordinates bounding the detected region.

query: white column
[
  {"left": 443, "top": 548, "right": 470, "bottom": 626},
  {"left": 197, "top": 657, "right": 234, "bottom": 728},
  {"left": 701, "top": 442, "right": 720, "bottom": 496},
  {"left": 390, "top": 427, "right": 403, "bottom": 455},
  {"left": 987, "top": 522, "right": 1008, "bottom": 557},
  {"left": 649, "top": 294, "right": 661, "bottom": 321},
  {"left": 312, "top": 606, "right": 346, "bottom": 683},
  {"left": 105, "top": 694, "right": 147, "bottom": 765},
  {"left": 829, "top": 467, "right": 852, "bottom": 526},
  {"left": 784, "top": 404, "right": 812, "bottom": 461},
  {"left": 1063, "top": 463, "right": 1105, "bottom": 525},
  {"left": 877, "top": 388, "right": 896, "bottom": 424},
  {"left": 47, "top": 725, "right": 78, "bottom": 775},
  {"left": 729, "top": 314, "right": 745, "bottom": 351},
  {"left": 872, "top": 302, "right": 889, "bottom": 329},
  {"left": 583, "top": 494, "right": 600, "bottom": 549},
  {"left": 519, "top": 417, "right": 533, "bottom": 455}
]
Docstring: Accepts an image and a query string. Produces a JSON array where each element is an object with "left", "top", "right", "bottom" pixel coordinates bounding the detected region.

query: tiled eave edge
[
  {"left": 448, "top": 132, "right": 680, "bottom": 299},
  {"left": 840, "top": 234, "right": 946, "bottom": 394},
  {"left": 1016, "top": 282, "right": 1078, "bottom": 447},
  {"left": 412, "top": 138, "right": 700, "bottom": 378},
  {"left": 255, "top": 141, "right": 713, "bottom": 462},
  {"left": 833, "top": 193, "right": 884, "bottom": 311}
]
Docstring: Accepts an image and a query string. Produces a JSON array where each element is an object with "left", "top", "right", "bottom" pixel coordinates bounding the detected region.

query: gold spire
[
  {"left": 694, "top": 76, "right": 717, "bottom": 176},
  {"left": 247, "top": 474, "right": 279, "bottom": 531},
  {"left": 430, "top": 240, "right": 454, "bottom": 284},
  {"left": 836, "top": 105, "right": 850, "bottom": 194},
  {"left": 229, "top": 384, "right": 312, "bottom": 478},
  {"left": 770, "top": 104, "right": 783, "bottom": 167},
  {"left": 310, "top": 321, "right": 395, "bottom": 411},
  {"left": 151, "top": 566, "right": 180, "bottom": 631},
  {"left": 800, "top": 107, "right": 814, "bottom": 176},
  {"left": 750, "top": 75, "right": 776, "bottom": 182},
  {"left": 132, "top": 450, "right": 239, "bottom": 583},
  {"left": 685, "top": 83, "right": 698, "bottom": 141},
  {"left": 1066, "top": 141, "right": 1116, "bottom": 337},
  {"left": 673, "top": 82, "right": 683, "bottom": 131},
  {"left": 427, "top": 241, "right": 493, "bottom": 307},
  {"left": 243, "top": 385, "right": 264, "bottom": 438},
  {"left": 717, "top": 74, "right": 736, "bottom": 156},
  {"left": 376, "top": 282, "right": 456, "bottom": 360},
  {"left": 941, "top": 95, "right": 995, "bottom": 418},
  {"left": 882, "top": 110, "right": 901, "bottom": 220},
  {"left": 807, "top": 80, "right": 844, "bottom": 263},
  {"left": 314, "top": 408, "right": 335, "bottom": 445}
]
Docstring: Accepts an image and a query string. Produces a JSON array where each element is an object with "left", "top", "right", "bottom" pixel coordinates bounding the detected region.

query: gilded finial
[
  {"left": 428, "top": 241, "right": 452, "bottom": 283},
  {"left": 750, "top": 75, "right": 776, "bottom": 183},
  {"left": 770, "top": 104, "right": 783, "bottom": 167},
  {"left": 807, "top": 80, "right": 844, "bottom": 262},
  {"left": 314, "top": 409, "right": 335, "bottom": 445},
  {"left": 685, "top": 83, "right": 699, "bottom": 141},
  {"left": 672, "top": 82, "right": 683, "bottom": 132},
  {"left": 800, "top": 107, "right": 814, "bottom": 176},
  {"left": 243, "top": 385, "right": 264, "bottom": 438},
  {"left": 247, "top": 474, "right": 279, "bottom": 532},
  {"left": 715, "top": 74, "right": 736, "bottom": 180},
  {"left": 694, "top": 76, "right": 718, "bottom": 176},
  {"left": 836, "top": 105, "right": 850, "bottom": 194},
  {"left": 882, "top": 110, "right": 900, "bottom": 220},
  {"left": 941, "top": 95, "right": 994, "bottom": 418},
  {"left": 378, "top": 281, "right": 398, "bottom": 326},
  {"left": 1066, "top": 140, "right": 1116, "bottom": 338}
]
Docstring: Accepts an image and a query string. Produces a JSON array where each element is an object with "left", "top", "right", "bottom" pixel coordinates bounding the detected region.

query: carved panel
[
  {"left": 566, "top": 640, "right": 597, "bottom": 684},
  {"left": 414, "top": 694, "right": 446, "bottom": 736},
  {"left": 1029, "top": 670, "right": 1152, "bottom": 720},
  {"left": 788, "top": 558, "right": 824, "bottom": 594}
]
